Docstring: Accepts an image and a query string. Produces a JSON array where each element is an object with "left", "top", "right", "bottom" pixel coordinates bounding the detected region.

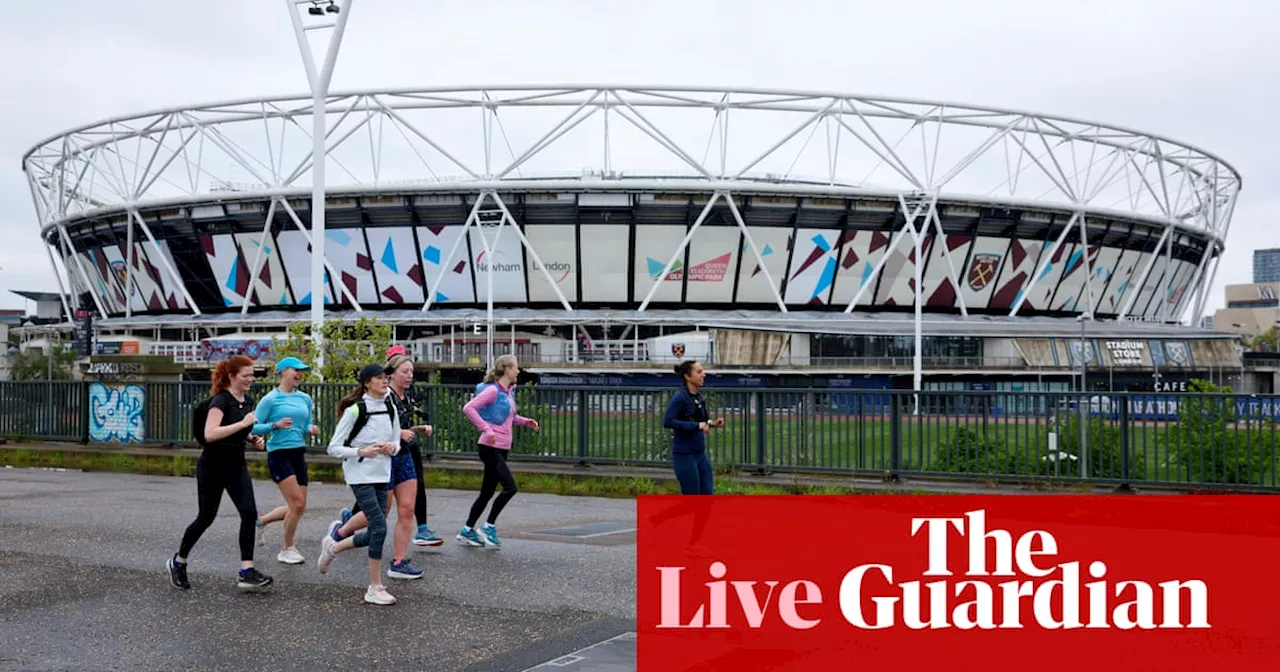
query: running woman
[
  {"left": 251, "top": 356, "right": 320, "bottom": 565},
  {"left": 315, "top": 363, "right": 402, "bottom": 605},
  {"left": 338, "top": 345, "right": 442, "bottom": 548},
  {"left": 327, "top": 354, "right": 434, "bottom": 581},
  {"left": 457, "top": 354, "right": 540, "bottom": 548},
  {"left": 167, "top": 355, "right": 273, "bottom": 592},
  {"left": 663, "top": 359, "right": 725, "bottom": 495}
]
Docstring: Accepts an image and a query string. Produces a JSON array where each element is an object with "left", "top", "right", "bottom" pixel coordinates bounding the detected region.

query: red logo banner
[{"left": 637, "top": 495, "right": 1280, "bottom": 671}]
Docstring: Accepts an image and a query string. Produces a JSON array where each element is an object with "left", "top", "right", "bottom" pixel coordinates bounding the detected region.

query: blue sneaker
[
  {"left": 413, "top": 524, "right": 443, "bottom": 547},
  {"left": 327, "top": 520, "right": 343, "bottom": 542},
  {"left": 480, "top": 523, "right": 501, "bottom": 547},
  {"left": 387, "top": 558, "right": 423, "bottom": 580},
  {"left": 339, "top": 507, "right": 352, "bottom": 525},
  {"left": 456, "top": 526, "right": 484, "bottom": 547}
]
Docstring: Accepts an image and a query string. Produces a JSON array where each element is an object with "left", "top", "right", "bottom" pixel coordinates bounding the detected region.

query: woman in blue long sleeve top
[
  {"left": 663, "top": 360, "right": 724, "bottom": 494},
  {"left": 251, "top": 356, "right": 319, "bottom": 565}
]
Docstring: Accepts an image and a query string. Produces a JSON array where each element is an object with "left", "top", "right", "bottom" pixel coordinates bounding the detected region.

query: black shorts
[{"left": 267, "top": 448, "right": 308, "bottom": 486}]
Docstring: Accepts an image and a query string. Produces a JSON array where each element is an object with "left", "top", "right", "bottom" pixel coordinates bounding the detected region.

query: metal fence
[{"left": 2, "top": 380, "right": 1278, "bottom": 491}]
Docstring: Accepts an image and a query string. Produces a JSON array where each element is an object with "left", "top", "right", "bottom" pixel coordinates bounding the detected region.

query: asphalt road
[{"left": 0, "top": 467, "right": 637, "bottom": 672}]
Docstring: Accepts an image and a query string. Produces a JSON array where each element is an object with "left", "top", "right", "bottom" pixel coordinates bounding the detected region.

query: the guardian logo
[{"left": 655, "top": 510, "right": 1209, "bottom": 631}]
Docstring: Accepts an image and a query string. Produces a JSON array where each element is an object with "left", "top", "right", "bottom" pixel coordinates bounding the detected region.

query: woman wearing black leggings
[{"left": 168, "top": 355, "right": 273, "bottom": 592}]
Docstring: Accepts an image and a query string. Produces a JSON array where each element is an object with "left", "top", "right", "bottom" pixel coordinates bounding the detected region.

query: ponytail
[
  {"left": 483, "top": 354, "right": 518, "bottom": 383},
  {"left": 211, "top": 355, "right": 254, "bottom": 396},
  {"left": 337, "top": 384, "right": 364, "bottom": 415}
]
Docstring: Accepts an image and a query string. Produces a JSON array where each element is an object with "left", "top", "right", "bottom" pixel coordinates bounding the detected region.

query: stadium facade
[{"left": 20, "top": 86, "right": 1246, "bottom": 392}]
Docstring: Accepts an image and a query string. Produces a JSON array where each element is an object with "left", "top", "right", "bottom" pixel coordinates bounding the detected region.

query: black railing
[{"left": 2, "top": 380, "right": 1277, "bottom": 491}]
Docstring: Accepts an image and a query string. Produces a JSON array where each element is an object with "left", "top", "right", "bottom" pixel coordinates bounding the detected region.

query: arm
[
  {"left": 462, "top": 385, "right": 500, "bottom": 432},
  {"left": 251, "top": 393, "right": 276, "bottom": 436},
  {"left": 663, "top": 393, "right": 701, "bottom": 432},
  {"left": 204, "top": 404, "right": 256, "bottom": 443},
  {"left": 326, "top": 405, "right": 361, "bottom": 460}
]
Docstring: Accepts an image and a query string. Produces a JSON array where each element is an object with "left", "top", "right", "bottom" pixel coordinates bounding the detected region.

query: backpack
[
  {"left": 336, "top": 398, "right": 398, "bottom": 458},
  {"left": 192, "top": 395, "right": 214, "bottom": 446}
]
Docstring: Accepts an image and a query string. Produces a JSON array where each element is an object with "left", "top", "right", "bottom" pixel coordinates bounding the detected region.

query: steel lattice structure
[{"left": 22, "top": 85, "right": 1241, "bottom": 330}]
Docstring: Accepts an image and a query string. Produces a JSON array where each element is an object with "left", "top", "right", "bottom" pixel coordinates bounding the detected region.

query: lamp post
[
  {"left": 286, "top": 0, "right": 352, "bottom": 380},
  {"left": 1076, "top": 312, "right": 1091, "bottom": 479}
]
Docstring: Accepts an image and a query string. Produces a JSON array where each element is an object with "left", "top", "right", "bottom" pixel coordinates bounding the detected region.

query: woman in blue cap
[{"left": 251, "top": 355, "right": 319, "bottom": 565}]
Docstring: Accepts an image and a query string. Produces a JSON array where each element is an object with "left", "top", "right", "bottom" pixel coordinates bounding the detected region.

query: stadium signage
[{"left": 1104, "top": 340, "right": 1146, "bottom": 365}]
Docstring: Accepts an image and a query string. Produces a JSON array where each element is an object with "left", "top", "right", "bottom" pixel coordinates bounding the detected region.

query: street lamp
[
  {"left": 286, "top": 0, "right": 353, "bottom": 381},
  {"left": 1075, "top": 312, "right": 1092, "bottom": 479}
]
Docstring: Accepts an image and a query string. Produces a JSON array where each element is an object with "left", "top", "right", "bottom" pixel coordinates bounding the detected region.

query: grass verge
[{"left": 0, "top": 447, "right": 895, "bottom": 498}]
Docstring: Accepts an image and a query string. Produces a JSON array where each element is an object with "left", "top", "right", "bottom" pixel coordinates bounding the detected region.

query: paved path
[{"left": 0, "top": 467, "right": 636, "bottom": 671}]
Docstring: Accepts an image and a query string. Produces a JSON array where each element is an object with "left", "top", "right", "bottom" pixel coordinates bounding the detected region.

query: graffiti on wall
[{"left": 89, "top": 382, "right": 145, "bottom": 444}]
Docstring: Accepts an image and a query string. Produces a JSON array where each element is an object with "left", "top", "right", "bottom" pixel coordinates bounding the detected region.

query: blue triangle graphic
[
  {"left": 381, "top": 238, "right": 398, "bottom": 274},
  {"left": 435, "top": 291, "right": 450, "bottom": 302},
  {"left": 762, "top": 244, "right": 774, "bottom": 256},
  {"left": 646, "top": 257, "right": 665, "bottom": 277}
]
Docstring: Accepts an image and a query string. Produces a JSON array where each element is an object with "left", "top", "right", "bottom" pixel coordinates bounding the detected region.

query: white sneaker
[
  {"left": 364, "top": 584, "right": 396, "bottom": 605},
  {"left": 277, "top": 546, "right": 305, "bottom": 564},
  {"left": 317, "top": 536, "right": 337, "bottom": 574}
]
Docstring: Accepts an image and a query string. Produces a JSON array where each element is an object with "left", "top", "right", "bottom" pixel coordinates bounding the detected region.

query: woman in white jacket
[{"left": 317, "top": 363, "right": 401, "bottom": 605}]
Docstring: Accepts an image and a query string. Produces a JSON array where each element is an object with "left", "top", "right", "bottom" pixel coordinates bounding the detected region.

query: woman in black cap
[{"left": 315, "top": 363, "right": 402, "bottom": 605}]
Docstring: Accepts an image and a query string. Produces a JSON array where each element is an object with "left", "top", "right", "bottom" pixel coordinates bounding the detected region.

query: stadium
[{"left": 20, "top": 84, "right": 1245, "bottom": 395}]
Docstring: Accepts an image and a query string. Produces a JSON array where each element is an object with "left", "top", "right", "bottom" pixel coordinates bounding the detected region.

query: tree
[
  {"left": 1166, "top": 378, "right": 1275, "bottom": 485},
  {"left": 8, "top": 344, "right": 79, "bottom": 381},
  {"left": 1247, "top": 327, "right": 1279, "bottom": 353},
  {"left": 264, "top": 316, "right": 393, "bottom": 384}
]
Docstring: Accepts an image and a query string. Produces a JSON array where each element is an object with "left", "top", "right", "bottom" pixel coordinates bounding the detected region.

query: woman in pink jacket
[{"left": 457, "top": 354, "right": 540, "bottom": 547}]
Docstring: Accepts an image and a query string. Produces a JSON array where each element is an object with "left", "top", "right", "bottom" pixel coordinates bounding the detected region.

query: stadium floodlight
[{"left": 286, "top": 0, "right": 353, "bottom": 381}]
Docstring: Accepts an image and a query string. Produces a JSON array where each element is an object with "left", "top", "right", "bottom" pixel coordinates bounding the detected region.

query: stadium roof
[{"left": 90, "top": 308, "right": 1235, "bottom": 340}]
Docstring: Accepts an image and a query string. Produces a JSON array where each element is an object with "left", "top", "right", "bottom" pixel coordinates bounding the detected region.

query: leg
[
  {"left": 465, "top": 447, "right": 502, "bottom": 528},
  {"left": 387, "top": 478, "right": 422, "bottom": 579},
  {"left": 696, "top": 451, "right": 715, "bottom": 495},
  {"left": 226, "top": 463, "right": 262, "bottom": 568},
  {"left": 275, "top": 476, "right": 306, "bottom": 558},
  {"left": 227, "top": 463, "right": 273, "bottom": 589},
  {"left": 176, "top": 460, "right": 227, "bottom": 562},
  {"left": 671, "top": 453, "right": 701, "bottom": 495},
  {"left": 484, "top": 449, "right": 517, "bottom": 525},
  {"left": 410, "top": 442, "right": 427, "bottom": 526}
]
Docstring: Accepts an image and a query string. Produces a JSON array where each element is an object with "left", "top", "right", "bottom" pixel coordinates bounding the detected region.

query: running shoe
[
  {"left": 339, "top": 507, "right": 352, "bottom": 525},
  {"left": 277, "top": 546, "right": 305, "bottom": 565},
  {"left": 236, "top": 567, "right": 273, "bottom": 591},
  {"left": 480, "top": 522, "right": 501, "bottom": 547},
  {"left": 167, "top": 556, "right": 191, "bottom": 590},
  {"left": 455, "top": 526, "right": 484, "bottom": 547},
  {"left": 387, "top": 558, "right": 423, "bottom": 580},
  {"left": 318, "top": 535, "right": 337, "bottom": 573},
  {"left": 413, "top": 524, "right": 443, "bottom": 547},
  {"left": 364, "top": 584, "right": 396, "bottom": 605}
]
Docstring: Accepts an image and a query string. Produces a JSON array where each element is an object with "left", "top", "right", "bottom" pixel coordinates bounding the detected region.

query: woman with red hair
[{"left": 167, "top": 355, "right": 273, "bottom": 592}]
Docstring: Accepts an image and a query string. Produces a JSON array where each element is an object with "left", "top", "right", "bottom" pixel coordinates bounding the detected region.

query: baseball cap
[
  {"left": 358, "top": 363, "right": 387, "bottom": 384},
  {"left": 275, "top": 356, "right": 311, "bottom": 374},
  {"left": 386, "top": 344, "right": 407, "bottom": 358}
]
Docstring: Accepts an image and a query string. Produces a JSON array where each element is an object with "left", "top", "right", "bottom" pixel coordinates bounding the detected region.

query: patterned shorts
[{"left": 389, "top": 449, "right": 416, "bottom": 486}]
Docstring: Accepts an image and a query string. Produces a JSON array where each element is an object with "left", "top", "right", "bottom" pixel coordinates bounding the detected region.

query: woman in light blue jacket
[{"left": 316, "top": 363, "right": 401, "bottom": 606}]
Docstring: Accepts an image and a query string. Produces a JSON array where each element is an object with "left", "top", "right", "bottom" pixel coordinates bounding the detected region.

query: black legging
[
  {"left": 466, "top": 445, "right": 518, "bottom": 527},
  {"left": 350, "top": 442, "right": 428, "bottom": 526},
  {"left": 178, "top": 459, "right": 259, "bottom": 562}
]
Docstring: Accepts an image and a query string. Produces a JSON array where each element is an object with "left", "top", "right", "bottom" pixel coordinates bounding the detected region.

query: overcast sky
[{"left": 1, "top": 0, "right": 1275, "bottom": 318}]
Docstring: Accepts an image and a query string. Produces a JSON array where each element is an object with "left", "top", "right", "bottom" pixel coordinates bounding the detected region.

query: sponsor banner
[{"left": 638, "top": 495, "right": 1280, "bottom": 671}]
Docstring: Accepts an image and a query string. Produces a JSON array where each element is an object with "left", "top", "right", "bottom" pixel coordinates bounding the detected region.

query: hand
[
  {"left": 357, "top": 446, "right": 380, "bottom": 459},
  {"left": 249, "top": 435, "right": 265, "bottom": 451},
  {"left": 308, "top": 425, "right": 319, "bottom": 436},
  {"left": 380, "top": 442, "right": 398, "bottom": 455},
  {"left": 527, "top": 419, "right": 540, "bottom": 432},
  {"left": 241, "top": 411, "right": 258, "bottom": 427},
  {"left": 710, "top": 418, "right": 725, "bottom": 429},
  {"left": 698, "top": 421, "right": 709, "bottom": 433},
  {"left": 417, "top": 424, "right": 434, "bottom": 437},
  {"left": 400, "top": 429, "right": 416, "bottom": 443},
  {"left": 275, "top": 417, "right": 293, "bottom": 430}
]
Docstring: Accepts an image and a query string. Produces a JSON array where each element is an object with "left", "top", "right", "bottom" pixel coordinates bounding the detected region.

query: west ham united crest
[
  {"left": 671, "top": 343, "right": 686, "bottom": 358},
  {"left": 968, "top": 254, "right": 1000, "bottom": 291}
]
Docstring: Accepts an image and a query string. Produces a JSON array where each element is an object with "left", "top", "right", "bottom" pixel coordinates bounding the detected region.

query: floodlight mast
[{"left": 287, "top": 0, "right": 353, "bottom": 381}]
